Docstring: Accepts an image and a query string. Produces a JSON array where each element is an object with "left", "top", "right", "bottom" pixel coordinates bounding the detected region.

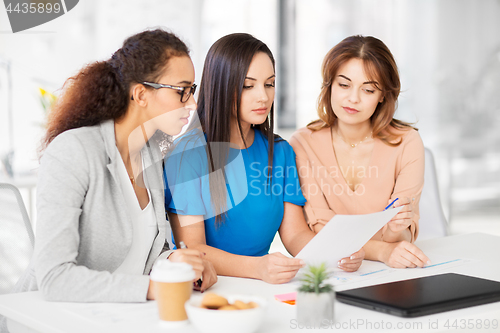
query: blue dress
[{"left": 164, "top": 129, "right": 306, "bottom": 256}]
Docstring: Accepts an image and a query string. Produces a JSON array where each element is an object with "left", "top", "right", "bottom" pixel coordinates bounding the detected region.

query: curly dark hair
[{"left": 41, "top": 28, "right": 189, "bottom": 151}]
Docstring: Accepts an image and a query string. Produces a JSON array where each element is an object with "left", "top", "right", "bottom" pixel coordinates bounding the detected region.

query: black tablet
[{"left": 336, "top": 273, "right": 500, "bottom": 317}]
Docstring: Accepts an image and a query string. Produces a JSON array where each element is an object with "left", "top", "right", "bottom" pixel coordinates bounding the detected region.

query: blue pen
[{"left": 384, "top": 198, "right": 399, "bottom": 210}]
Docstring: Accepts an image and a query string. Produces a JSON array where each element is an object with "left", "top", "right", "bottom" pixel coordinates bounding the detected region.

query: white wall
[{"left": 0, "top": 0, "right": 278, "bottom": 174}]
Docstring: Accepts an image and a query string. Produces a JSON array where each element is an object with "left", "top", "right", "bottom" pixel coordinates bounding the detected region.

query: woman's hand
[
  {"left": 384, "top": 197, "right": 414, "bottom": 234},
  {"left": 147, "top": 280, "right": 156, "bottom": 300},
  {"left": 168, "top": 248, "right": 205, "bottom": 280},
  {"left": 381, "top": 240, "right": 430, "bottom": 268},
  {"left": 257, "top": 252, "right": 305, "bottom": 284},
  {"left": 195, "top": 259, "right": 217, "bottom": 293},
  {"left": 337, "top": 248, "right": 365, "bottom": 272}
]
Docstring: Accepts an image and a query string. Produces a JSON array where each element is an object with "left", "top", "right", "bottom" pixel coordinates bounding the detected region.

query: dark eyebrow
[
  {"left": 338, "top": 75, "right": 351, "bottom": 82},
  {"left": 245, "top": 74, "right": 276, "bottom": 81},
  {"left": 338, "top": 75, "right": 378, "bottom": 85},
  {"left": 176, "top": 80, "right": 193, "bottom": 85}
]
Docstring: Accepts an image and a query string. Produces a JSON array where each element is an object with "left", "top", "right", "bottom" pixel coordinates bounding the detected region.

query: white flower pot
[{"left": 296, "top": 291, "right": 335, "bottom": 328}]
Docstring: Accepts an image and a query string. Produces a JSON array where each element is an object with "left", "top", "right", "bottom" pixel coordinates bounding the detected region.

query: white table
[{"left": 1, "top": 233, "right": 500, "bottom": 333}]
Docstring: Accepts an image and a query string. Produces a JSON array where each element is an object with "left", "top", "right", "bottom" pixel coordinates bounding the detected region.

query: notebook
[{"left": 335, "top": 273, "right": 500, "bottom": 317}]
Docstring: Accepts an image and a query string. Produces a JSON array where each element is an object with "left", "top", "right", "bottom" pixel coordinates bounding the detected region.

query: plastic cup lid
[{"left": 150, "top": 260, "right": 195, "bottom": 283}]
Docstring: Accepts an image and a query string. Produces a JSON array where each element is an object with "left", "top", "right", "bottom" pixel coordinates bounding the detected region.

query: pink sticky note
[{"left": 274, "top": 292, "right": 297, "bottom": 305}]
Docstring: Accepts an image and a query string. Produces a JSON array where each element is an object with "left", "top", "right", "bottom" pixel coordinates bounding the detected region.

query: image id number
[
  {"left": 444, "top": 318, "right": 498, "bottom": 330},
  {"left": 6, "top": 2, "right": 61, "bottom": 14}
]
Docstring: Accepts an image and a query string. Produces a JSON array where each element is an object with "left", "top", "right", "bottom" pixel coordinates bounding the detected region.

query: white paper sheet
[
  {"left": 328, "top": 260, "right": 392, "bottom": 285},
  {"left": 422, "top": 255, "right": 469, "bottom": 272},
  {"left": 296, "top": 206, "right": 403, "bottom": 268}
]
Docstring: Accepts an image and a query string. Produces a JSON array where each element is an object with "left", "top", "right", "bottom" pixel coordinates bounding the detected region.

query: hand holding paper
[
  {"left": 296, "top": 206, "right": 403, "bottom": 268},
  {"left": 337, "top": 247, "right": 365, "bottom": 272}
]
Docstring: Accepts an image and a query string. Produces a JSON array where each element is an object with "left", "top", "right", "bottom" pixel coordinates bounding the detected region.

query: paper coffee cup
[{"left": 150, "top": 260, "right": 196, "bottom": 327}]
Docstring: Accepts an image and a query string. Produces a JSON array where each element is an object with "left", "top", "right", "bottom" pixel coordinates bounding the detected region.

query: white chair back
[
  {"left": 418, "top": 148, "right": 448, "bottom": 240},
  {"left": 0, "top": 183, "right": 35, "bottom": 294}
]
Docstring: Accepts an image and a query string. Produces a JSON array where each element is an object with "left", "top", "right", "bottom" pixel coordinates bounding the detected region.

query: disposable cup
[{"left": 150, "top": 260, "right": 195, "bottom": 327}]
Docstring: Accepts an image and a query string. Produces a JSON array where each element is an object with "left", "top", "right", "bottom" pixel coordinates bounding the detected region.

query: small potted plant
[{"left": 296, "top": 262, "right": 334, "bottom": 327}]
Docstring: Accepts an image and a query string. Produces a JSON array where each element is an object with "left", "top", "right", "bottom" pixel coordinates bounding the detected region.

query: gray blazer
[{"left": 15, "top": 120, "right": 172, "bottom": 302}]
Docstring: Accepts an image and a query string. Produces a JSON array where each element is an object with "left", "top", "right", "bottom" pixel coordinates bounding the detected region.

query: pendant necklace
[{"left": 337, "top": 129, "right": 372, "bottom": 148}]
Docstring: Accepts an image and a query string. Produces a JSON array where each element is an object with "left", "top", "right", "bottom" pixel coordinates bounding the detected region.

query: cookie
[
  {"left": 201, "top": 293, "right": 229, "bottom": 309},
  {"left": 218, "top": 305, "right": 238, "bottom": 311},
  {"left": 247, "top": 301, "right": 258, "bottom": 309},
  {"left": 233, "top": 300, "right": 251, "bottom": 310}
]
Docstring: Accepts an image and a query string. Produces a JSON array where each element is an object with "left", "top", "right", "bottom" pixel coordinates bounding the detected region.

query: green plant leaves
[{"left": 298, "top": 262, "right": 333, "bottom": 294}]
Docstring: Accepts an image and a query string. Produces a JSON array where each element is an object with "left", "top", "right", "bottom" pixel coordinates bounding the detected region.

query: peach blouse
[{"left": 289, "top": 126, "right": 425, "bottom": 243}]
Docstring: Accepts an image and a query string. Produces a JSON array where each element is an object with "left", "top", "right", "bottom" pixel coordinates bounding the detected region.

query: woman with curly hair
[{"left": 14, "top": 29, "right": 217, "bottom": 302}]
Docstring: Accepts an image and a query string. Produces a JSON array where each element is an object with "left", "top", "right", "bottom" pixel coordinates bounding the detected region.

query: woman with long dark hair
[
  {"left": 164, "top": 33, "right": 363, "bottom": 284},
  {"left": 290, "top": 35, "right": 430, "bottom": 269},
  {"left": 14, "top": 29, "right": 217, "bottom": 302}
]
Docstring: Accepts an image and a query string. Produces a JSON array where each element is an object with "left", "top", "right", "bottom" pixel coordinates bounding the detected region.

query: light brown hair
[{"left": 308, "top": 35, "right": 416, "bottom": 145}]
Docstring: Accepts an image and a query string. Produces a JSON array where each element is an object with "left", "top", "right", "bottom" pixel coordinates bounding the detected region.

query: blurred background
[{"left": 1, "top": 0, "right": 499, "bottom": 236}]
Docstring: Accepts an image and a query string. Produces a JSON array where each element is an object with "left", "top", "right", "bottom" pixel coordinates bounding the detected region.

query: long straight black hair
[{"left": 196, "top": 33, "right": 279, "bottom": 222}]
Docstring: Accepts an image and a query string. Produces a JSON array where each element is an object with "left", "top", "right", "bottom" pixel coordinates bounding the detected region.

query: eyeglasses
[{"left": 142, "top": 82, "right": 197, "bottom": 103}]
